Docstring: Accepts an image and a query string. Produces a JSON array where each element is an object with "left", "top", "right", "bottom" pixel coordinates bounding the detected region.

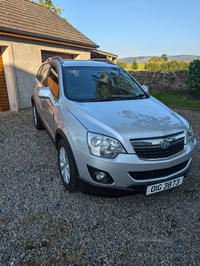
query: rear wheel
[
  {"left": 58, "top": 139, "right": 78, "bottom": 192},
  {"left": 32, "top": 103, "right": 44, "bottom": 130}
]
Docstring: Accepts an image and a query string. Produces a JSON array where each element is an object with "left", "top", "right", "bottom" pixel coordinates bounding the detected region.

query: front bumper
[
  {"left": 75, "top": 139, "right": 196, "bottom": 196},
  {"left": 78, "top": 165, "right": 191, "bottom": 196}
]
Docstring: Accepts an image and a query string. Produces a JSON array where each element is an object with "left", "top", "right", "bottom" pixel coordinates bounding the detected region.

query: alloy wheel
[
  {"left": 59, "top": 147, "right": 70, "bottom": 184},
  {"left": 33, "top": 106, "right": 37, "bottom": 126}
]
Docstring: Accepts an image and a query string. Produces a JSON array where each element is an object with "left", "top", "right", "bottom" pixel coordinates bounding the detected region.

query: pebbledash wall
[
  {"left": 128, "top": 70, "right": 189, "bottom": 91},
  {"left": 0, "top": 36, "right": 91, "bottom": 110}
]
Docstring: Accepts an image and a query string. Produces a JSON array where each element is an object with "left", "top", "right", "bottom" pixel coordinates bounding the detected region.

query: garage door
[
  {"left": 0, "top": 49, "right": 10, "bottom": 112},
  {"left": 41, "top": 50, "right": 73, "bottom": 63}
]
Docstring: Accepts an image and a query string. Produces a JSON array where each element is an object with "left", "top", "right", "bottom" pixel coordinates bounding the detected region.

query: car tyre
[
  {"left": 58, "top": 139, "right": 78, "bottom": 192},
  {"left": 33, "top": 103, "right": 44, "bottom": 130}
]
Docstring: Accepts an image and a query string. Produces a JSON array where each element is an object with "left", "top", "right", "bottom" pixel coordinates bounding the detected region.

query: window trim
[
  {"left": 37, "top": 63, "right": 51, "bottom": 86},
  {"left": 46, "top": 63, "right": 60, "bottom": 101}
]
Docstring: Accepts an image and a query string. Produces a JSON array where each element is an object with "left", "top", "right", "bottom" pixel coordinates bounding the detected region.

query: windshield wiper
[
  {"left": 90, "top": 96, "right": 122, "bottom": 102},
  {"left": 130, "top": 93, "right": 146, "bottom": 99},
  {"left": 90, "top": 94, "right": 146, "bottom": 102}
]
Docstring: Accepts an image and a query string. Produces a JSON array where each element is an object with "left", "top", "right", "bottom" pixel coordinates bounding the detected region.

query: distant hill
[{"left": 118, "top": 55, "right": 200, "bottom": 64}]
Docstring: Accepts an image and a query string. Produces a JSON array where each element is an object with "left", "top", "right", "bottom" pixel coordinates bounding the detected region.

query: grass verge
[{"left": 149, "top": 89, "right": 200, "bottom": 109}]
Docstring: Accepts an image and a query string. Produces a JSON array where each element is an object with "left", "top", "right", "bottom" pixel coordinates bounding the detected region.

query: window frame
[
  {"left": 46, "top": 63, "right": 60, "bottom": 101},
  {"left": 37, "top": 63, "right": 51, "bottom": 86}
]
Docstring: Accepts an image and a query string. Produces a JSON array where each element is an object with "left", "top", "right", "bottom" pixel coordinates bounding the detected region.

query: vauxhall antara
[{"left": 31, "top": 57, "right": 196, "bottom": 196}]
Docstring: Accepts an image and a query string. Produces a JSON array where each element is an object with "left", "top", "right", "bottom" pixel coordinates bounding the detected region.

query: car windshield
[{"left": 63, "top": 66, "right": 147, "bottom": 102}]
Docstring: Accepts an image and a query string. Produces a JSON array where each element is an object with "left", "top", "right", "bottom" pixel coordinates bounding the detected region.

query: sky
[{"left": 55, "top": 0, "right": 200, "bottom": 58}]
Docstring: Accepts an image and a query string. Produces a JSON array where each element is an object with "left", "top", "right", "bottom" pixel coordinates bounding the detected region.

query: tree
[
  {"left": 117, "top": 62, "right": 127, "bottom": 69},
  {"left": 187, "top": 59, "right": 200, "bottom": 97},
  {"left": 144, "top": 62, "right": 160, "bottom": 71},
  {"left": 168, "top": 60, "right": 178, "bottom": 71},
  {"left": 161, "top": 54, "right": 168, "bottom": 62},
  {"left": 132, "top": 61, "right": 138, "bottom": 70},
  {"left": 148, "top": 57, "right": 161, "bottom": 63},
  {"left": 31, "top": 0, "right": 65, "bottom": 16},
  {"left": 160, "top": 62, "right": 169, "bottom": 73},
  {"left": 177, "top": 60, "right": 189, "bottom": 71}
]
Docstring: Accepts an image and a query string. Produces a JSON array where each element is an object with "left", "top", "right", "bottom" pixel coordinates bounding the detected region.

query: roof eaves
[
  {"left": 91, "top": 49, "right": 117, "bottom": 57},
  {"left": 0, "top": 27, "right": 99, "bottom": 49}
]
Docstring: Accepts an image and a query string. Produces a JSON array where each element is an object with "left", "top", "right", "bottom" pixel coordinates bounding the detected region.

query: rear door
[{"left": 34, "top": 63, "right": 51, "bottom": 115}]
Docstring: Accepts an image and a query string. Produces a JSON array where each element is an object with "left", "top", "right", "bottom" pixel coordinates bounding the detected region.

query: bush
[
  {"left": 117, "top": 61, "right": 127, "bottom": 68},
  {"left": 187, "top": 59, "right": 200, "bottom": 97}
]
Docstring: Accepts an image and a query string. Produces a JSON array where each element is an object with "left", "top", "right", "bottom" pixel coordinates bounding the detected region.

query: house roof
[
  {"left": 0, "top": 0, "right": 98, "bottom": 49},
  {"left": 91, "top": 50, "right": 118, "bottom": 58}
]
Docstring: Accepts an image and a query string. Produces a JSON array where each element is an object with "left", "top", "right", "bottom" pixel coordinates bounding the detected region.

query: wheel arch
[
  {"left": 55, "top": 128, "right": 79, "bottom": 176},
  {"left": 55, "top": 128, "right": 76, "bottom": 155},
  {"left": 55, "top": 128, "right": 69, "bottom": 149}
]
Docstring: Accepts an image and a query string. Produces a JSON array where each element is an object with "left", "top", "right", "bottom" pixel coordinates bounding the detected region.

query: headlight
[
  {"left": 88, "top": 133, "right": 126, "bottom": 159},
  {"left": 187, "top": 123, "right": 194, "bottom": 142}
]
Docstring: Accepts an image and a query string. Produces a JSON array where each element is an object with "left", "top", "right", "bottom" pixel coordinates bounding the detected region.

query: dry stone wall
[{"left": 128, "top": 70, "right": 188, "bottom": 91}]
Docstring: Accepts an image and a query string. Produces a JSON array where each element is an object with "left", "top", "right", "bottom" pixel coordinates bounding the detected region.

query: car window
[
  {"left": 36, "top": 65, "right": 43, "bottom": 81},
  {"left": 38, "top": 64, "right": 51, "bottom": 85},
  {"left": 46, "top": 65, "right": 59, "bottom": 100},
  {"left": 63, "top": 66, "right": 146, "bottom": 102}
]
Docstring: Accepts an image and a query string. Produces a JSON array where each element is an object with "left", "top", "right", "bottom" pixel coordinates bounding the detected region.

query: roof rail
[
  {"left": 46, "top": 56, "right": 64, "bottom": 64},
  {"left": 90, "top": 58, "right": 116, "bottom": 65}
]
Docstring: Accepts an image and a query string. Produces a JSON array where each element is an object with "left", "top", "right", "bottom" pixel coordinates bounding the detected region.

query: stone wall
[{"left": 128, "top": 70, "right": 189, "bottom": 91}]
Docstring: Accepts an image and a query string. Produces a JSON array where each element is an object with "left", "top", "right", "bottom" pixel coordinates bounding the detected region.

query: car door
[
  {"left": 35, "top": 63, "right": 51, "bottom": 115},
  {"left": 40, "top": 64, "right": 60, "bottom": 137}
]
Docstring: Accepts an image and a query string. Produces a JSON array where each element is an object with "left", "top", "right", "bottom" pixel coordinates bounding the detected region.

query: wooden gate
[{"left": 0, "top": 49, "right": 10, "bottom": 112}]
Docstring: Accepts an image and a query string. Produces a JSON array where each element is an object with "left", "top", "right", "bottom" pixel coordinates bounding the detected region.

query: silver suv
[{"left": 31, "top": 57, "right": 196, "bottom": 196}]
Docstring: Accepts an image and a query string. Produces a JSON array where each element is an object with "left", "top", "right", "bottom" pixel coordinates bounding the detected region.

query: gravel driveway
[{"left": 0, "top": 107, "right": 200, "bottom": 266}]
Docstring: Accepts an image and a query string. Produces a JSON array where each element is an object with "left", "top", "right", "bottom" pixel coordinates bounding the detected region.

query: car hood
[{"left": 67, "top": 97, "right": 187, "bottom": 141}]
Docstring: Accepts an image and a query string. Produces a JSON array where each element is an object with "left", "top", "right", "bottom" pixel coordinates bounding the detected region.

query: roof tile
[{"left": 0, "top": 0, "right": 98, "bottom": 48}]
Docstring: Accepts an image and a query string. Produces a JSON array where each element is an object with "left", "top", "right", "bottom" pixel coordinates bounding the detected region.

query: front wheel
[
  {"left": 58, "top": 139, "right": 78, "bottom": 192},
  {"left": 32, "top": 103, "right": 44, "bottom": 130}
]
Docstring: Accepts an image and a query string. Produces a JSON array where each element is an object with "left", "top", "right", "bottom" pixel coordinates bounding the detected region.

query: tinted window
[
  {"left": 47, "top": 65, "right": 59, "bottom": 100},
  {"left": 38, "top": 64, "right": 51, "bottom": 85},
  {"left": 63, "top": 67, "right": 146, "bottom": 102}
]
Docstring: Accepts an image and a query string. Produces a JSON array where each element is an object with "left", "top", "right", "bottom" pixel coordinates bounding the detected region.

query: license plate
[{"left": 146, "top": 176, "right": 184, "bottom": 195}]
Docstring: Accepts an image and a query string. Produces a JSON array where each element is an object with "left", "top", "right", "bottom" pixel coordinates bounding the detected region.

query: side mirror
[
  {"left": 141, "top": 85, "right": 149, "bottom": 93},
  {"left": 38, "top": 87, "right": 56, "bottom": 106}
]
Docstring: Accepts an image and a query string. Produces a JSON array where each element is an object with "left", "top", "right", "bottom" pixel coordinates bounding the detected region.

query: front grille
[
  {"left": 134, "top": 138, "right": 184, "bottom": 159},
  {"left": 129, "top": 160, "right": 188, "bottom": 180}
]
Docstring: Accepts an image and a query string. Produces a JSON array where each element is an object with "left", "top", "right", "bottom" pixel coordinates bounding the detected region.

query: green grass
[
  {"left": 124, "top": 63, "right": 145, "bottom": 71},
  {"left": 149, "top": 89, "right": 200, "bottom": 109}
]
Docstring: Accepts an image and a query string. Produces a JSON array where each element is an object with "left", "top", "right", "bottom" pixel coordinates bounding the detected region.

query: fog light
[
  {"left": 95, "top": 172, "right": 107, "bottom": 181},
  {"left": 87, "top": 165, "right": 114, "bottom": 184}
]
